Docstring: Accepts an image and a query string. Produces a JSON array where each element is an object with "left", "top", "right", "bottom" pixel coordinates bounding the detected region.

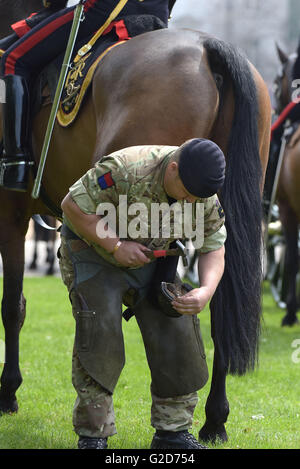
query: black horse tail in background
[{"left": 205, "top": 38, "right": 262, "bottom": 376}]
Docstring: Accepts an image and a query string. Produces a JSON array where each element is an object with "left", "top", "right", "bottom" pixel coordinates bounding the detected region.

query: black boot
[
  {"left": 78, "top": 436, "right": 108, "bottom": 449},
  {"left": 0, "top": 74, "right": 33, "bottom": 192},
  {"left": 150, "top": 430, "right": 208, "bottom": 449}
]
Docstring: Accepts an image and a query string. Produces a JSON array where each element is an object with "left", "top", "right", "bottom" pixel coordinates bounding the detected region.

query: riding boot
[
  {"left": 263, "top": 138, "right": 281, "bottom": 218},
  {"left": 0, "top": 74, "right": 33, "bottom": 192}
]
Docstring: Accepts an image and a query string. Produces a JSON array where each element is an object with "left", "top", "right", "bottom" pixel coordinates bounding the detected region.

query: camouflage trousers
[
  {"left": 59, "top": 231, "right": 208, "bottom": 438},
  {"left": 72, "top": 350, "right": 199, "bottom": 438}
]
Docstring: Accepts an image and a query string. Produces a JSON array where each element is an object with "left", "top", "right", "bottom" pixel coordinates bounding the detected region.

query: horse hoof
[
  {"left": 198, "top": 422, "right": 228, "bottom": 444},
  {"left": 0, "top": 397, "right": 18, "bottom": 415},
  {"left": 281, "top": 315, "right": 299, "bottom": 327}
]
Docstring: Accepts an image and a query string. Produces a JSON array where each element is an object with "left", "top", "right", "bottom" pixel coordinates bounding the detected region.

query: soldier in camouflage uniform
[{"left": 59, "top": 138, "right": 227, "bottom": 449}]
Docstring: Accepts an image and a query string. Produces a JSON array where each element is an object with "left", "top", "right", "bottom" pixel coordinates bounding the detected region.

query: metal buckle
[
  {"left": 0, "top": 160, "right": 6, "bottom": 185},
  {"left": 0, "top": 159, "right": 34, "bottom": 186}
]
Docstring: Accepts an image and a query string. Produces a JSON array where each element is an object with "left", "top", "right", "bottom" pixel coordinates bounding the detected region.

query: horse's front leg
[
  {"left": 278, "top": 201, "right": 299, "bottom": 327},
  {"left": 0, "top": 230, "right": 27, "bottom": 414},
  {"left": 198, "top": 346, "right": 229, "bottom": 444}
]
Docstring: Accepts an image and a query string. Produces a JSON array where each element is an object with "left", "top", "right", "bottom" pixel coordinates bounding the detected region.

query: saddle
[{"left": 36, "top": 14, "right": 166, "bottom": 127}]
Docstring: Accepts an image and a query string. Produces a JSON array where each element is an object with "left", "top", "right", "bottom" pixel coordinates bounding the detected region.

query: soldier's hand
[
  {"left": 171, "top": 287, "right": 211, "bottom": 315},
  {"left": 113, "top": 241, "right": 151, "bottom": 267}
]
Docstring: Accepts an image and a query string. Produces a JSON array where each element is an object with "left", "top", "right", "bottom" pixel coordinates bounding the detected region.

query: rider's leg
[
  {"left": 0, "top": 6, "right": 76, "bottom": 191},
  {"left": 0, "top": 74, "right": 32, "bottom": 192}
]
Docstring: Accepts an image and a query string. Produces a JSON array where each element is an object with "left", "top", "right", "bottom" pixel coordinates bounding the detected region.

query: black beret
[{"left": 178, "top": 138, "right": 226, "bottom": 198}]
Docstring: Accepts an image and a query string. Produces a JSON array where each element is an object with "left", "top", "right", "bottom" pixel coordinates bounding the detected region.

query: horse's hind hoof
[{"left": 198, "top": 422, "right": 228, "bottom": 445}]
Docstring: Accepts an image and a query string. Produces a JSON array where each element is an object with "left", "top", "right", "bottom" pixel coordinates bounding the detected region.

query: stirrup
[{"left": 0, "top": 158, "right": 34, "bottom": 192}]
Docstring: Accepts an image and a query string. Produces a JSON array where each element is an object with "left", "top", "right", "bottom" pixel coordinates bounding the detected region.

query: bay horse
[
  {"left": 271, "top": 44, "right": 300, "bottom": 326},
  {"left": 0, "top": 0, "right": 271, "bottom": 445}
]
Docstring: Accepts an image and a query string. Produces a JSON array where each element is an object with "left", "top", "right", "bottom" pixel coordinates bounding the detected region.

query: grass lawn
[{"left": 0, "top": 276, "right": 299, "bottom": 449}]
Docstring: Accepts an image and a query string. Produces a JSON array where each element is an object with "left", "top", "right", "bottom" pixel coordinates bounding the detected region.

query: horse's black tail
[{"left": 204, "top": 38, "right": 263, "bottom": 375}]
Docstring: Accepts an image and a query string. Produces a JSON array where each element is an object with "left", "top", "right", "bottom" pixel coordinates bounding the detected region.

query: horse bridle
[{"left": 273, "top": 54, "right": 296, "bottom": 115}]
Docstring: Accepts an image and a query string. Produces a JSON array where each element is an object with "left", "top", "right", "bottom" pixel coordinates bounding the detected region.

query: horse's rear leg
[
  {"left": 46, "top": 241, "right": 55, "bottom": 275},
  {"left": 278, "top": 201, "right": 299, "bottom": 326},
  {"left": 0, "top": 232, "right": 27, "bottom": 413},
  {"left": 198, "top": 346, "right": 229, "bottom": 444}
]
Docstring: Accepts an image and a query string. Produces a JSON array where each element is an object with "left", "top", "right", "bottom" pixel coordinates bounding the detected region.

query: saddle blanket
[{"left": 56, "top": 14, "right": 166, "bottom": 127}]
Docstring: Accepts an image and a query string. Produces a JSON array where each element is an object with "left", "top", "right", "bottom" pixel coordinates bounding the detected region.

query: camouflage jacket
[{"left": 64, "top": 145, "right": 227, "bottom": 267}]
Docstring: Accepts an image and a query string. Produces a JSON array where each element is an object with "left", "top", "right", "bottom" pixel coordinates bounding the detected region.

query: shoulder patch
[
  {"left": 98, "top": 171, "right": 115, "bottom": 190},
  {"left": 215, "top": 199, "right": 225, "bottom": 218},
  {"left": 218, "top": 206, "right": 225, "bottom": 218}
]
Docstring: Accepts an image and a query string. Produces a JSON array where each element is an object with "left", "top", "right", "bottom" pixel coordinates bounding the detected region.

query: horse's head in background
[{"left": 273, "top": 44, "right": 297, "bottom": 115}]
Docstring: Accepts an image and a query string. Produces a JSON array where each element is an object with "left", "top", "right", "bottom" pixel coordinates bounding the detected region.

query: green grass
[{"left": 0, "top": 277, "right": 299, "bottom": 449}]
